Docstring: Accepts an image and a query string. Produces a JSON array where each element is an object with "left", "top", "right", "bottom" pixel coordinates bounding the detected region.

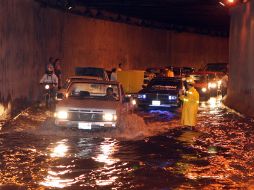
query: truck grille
[{"left": 68, "top": 111, "right": 103, "bottom": 121}]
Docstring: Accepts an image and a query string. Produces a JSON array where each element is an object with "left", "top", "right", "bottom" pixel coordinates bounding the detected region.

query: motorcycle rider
[
  {"left": 40, "top": 64, "right": 58, "bottom": 86},
  {"left": 40, "top": 64, "right": 58, "bottom": 107}
]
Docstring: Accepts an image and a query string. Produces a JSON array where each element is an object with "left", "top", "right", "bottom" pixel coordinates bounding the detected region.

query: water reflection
[
  {"left": 200, "top": 97, "right": 222, "bottom": 110},
  {"left": 92, "top": 138, "right": 120, "bottom": 186},
  {"left": 40, "top": 139, "right": 75, "bottom": 188},
  {"left": 40, "top": 175, "right": 75, "bottom": 188},
  {"left": 92, "top": 138, "right": 120, "bottom": 165},
  {"left": 50, "top": 143, "right": 68, "bottom": 158},
  {"left": 3, "top": 95, "right": 254, "bottom": 189}
]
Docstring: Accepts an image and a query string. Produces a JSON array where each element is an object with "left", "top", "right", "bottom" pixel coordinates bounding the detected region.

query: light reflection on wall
[{"left": 0, "top": 102, "right": 11, "bottom": 121}]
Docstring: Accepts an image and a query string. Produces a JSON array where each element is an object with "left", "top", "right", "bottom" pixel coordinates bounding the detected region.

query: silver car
[{"left": 54, "top": 79, "right": 132, "bottom": 130}]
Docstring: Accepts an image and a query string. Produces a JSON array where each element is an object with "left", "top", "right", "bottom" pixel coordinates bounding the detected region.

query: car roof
[
  {"left": 69, "top": 78, "right": 119, "bottom": 85},
  {"left": 68, "top": 75, "right": 103, "bottom": 80},
  {"left": 75, "top": 66, "right": 105, "bottom": 70},
  {"left": 192, "top": 71, "right": 219, "bottom": 75},
  {"left": 151, "top": 77, "right": 182, "bottom": 81}
]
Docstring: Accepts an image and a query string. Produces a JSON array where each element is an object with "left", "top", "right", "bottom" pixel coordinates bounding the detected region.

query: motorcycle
[{"left": 42, "top": 83, "right": 56, "bottom": 109}]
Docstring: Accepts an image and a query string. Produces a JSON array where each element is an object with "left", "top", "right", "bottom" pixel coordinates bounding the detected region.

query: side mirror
[{"left": 56, "top": 93, "right": 64, "bottom": 100}]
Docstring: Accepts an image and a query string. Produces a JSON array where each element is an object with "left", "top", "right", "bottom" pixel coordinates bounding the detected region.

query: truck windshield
[{"left": 68, "top": 82, "right": 120, "bottom": 101}]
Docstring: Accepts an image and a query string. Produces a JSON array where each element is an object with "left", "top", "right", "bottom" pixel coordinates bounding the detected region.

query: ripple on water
[{"left": 2, "top": 101, "right": 254, "bottom": 189}]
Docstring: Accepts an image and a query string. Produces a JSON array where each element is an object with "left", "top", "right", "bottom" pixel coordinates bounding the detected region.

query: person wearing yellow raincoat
[{"left": 180, "top": 77, "right": 199, "bottom": 127}]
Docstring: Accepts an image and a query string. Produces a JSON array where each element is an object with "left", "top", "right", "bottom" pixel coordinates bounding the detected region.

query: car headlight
[
  {"left": 201, "top": 87, "right": 207, "bottom": 92},
  {"left": 208, "top": 82, "right": 217, "bottom": 89},
  {"left": 45, "top": 84, "right": 50, "bottom": 90},
  {"left": 55, "top": 111, "right": 68, "bottom": 119},
  {"left": 131, "top": 99, "right": 137, "bottom": 105},
  {"left": 103, "top": 113, "right": 117, "bottom": 121},
  {"left": 138, "top": 94, "right": 146, "bottom": 99},
  {"left": 168, "top": 95, "right": 177, "bottom": 100}
]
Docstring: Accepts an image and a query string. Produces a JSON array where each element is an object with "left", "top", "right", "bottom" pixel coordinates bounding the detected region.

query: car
[
  {"left": 75, "top": 67, "right": 109, "bottom": 81},
  {"left": 189, "top": 71, "right": 221, "bottom": 100},
  {"left": 54, "top": 79, "right": 133, "bottom": 130},
  {"left": 137, "top": 77, "right": 185, "bottom": 109},
  {"left": 203, "top": 62, "right": 228, "bottom": 75},
  {"left": 182, "top": 67, "right": 195, "bottom": 76},
  {"left": 170, "top": 66, "right": 196, "bottom": 77}
]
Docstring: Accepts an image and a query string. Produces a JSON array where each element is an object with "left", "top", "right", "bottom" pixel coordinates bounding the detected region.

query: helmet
[
  {"left": 46, "top": 64, "right": 54, "bottom": 75},
  {"left": 47, "top": 64, "right": 54, "bottom": 71},
  {"left": 186, "top": 77, "right": 195, "bottom": 84}
]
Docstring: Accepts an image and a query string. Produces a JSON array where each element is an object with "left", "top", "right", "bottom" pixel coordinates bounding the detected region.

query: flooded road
[{"left": 1, "top": 99, "right": 254, "bottom": 189}]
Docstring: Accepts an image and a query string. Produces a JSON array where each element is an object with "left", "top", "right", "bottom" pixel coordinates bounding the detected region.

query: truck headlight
[
  {"left": 201, "top": 87, "right": 207, "bottom": 92},
  {"left": 208, "top": 82, "right": 217, "bottom": 89},
  {"left": 103, "top": 113, "right": 117, "bottom": 121},
  {"left": 55, "top": 111, "right": 68, "bottom": 119}
]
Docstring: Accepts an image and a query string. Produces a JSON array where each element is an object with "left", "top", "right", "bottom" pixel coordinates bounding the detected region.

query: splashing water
[{"left": 116, "top": 112, "right": 180, "bottom": 140}]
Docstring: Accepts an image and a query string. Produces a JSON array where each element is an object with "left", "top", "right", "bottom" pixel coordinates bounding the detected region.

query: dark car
[
  {"left": 182, "top": 67, "right": 195, "bottom": 75},
  {"left": 137, "top": 77, "right": 185, "bottom": 109},
  {"left": 203, "top": 63, "right": 228, "bottom": 74}
]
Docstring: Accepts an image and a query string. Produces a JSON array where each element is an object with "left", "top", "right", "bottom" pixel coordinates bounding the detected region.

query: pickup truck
[{"left": 54, "top": 79, "right": 134, "bottom": 130}]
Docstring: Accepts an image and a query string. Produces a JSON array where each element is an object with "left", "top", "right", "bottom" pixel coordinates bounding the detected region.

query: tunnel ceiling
[{"left": 37, "top": 0, "right": 231, "bottom": 36}]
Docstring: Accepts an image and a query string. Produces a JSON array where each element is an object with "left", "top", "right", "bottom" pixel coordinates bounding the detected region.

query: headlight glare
[
  {"left": 218, "top": 80, "right": 222, "bottom": 86},
  {"left": 103, "top": 113, "right": 115, "bottom": 121},
  {"left": 201, "top": 87, "right": 207, "bottom": 92},
  {"left": 208, "top": 82, "right": 217, "bottom": 89},
  {"left": 168, "top": 95, "right": 177, "bottom": 100},
  {"left": 56, "top": 111, "right": 68, "bottom": 119},
  {"left": 138, "top": 94, "right": 146, "bottom": 99},
  {"left": 45, "top": 84, "right": 50, "bottom": 90}
]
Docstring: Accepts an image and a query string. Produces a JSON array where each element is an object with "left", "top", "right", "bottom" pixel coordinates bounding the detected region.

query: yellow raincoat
[
  {"left": 180, "top": 87, "right": 199, "bottom": 127},
  {"left": 167, "top": 70, "right": 174, "bottom": 77}
]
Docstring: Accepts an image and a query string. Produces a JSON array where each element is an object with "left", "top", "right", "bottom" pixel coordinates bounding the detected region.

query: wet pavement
[{"left": 1, "top": 98, "right": 254, "bottom": 189}]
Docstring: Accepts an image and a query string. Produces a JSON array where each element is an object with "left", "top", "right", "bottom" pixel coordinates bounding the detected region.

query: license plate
[
  {"left": 152, "top": 100, "right": 161, "bottom": 106},
  {"left": 78, "top": 123, "right": 92, "bottom": 130}
]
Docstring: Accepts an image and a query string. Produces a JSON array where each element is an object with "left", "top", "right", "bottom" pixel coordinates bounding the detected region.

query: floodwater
[{"left": 1, "top": 98, "right": 254, "bottom": 189}]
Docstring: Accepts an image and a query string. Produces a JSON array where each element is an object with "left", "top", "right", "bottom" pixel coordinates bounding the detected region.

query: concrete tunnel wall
[
  {"left": 225, "top": 1, "right": 254, "bottom": 116},
  {"left": 0, "top": 0, "right": 228, "bottom": 120}
]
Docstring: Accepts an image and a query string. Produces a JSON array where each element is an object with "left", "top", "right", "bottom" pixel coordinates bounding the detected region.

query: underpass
[{"left": 1, "top": 0, "right": 254, "bottom": 189}]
